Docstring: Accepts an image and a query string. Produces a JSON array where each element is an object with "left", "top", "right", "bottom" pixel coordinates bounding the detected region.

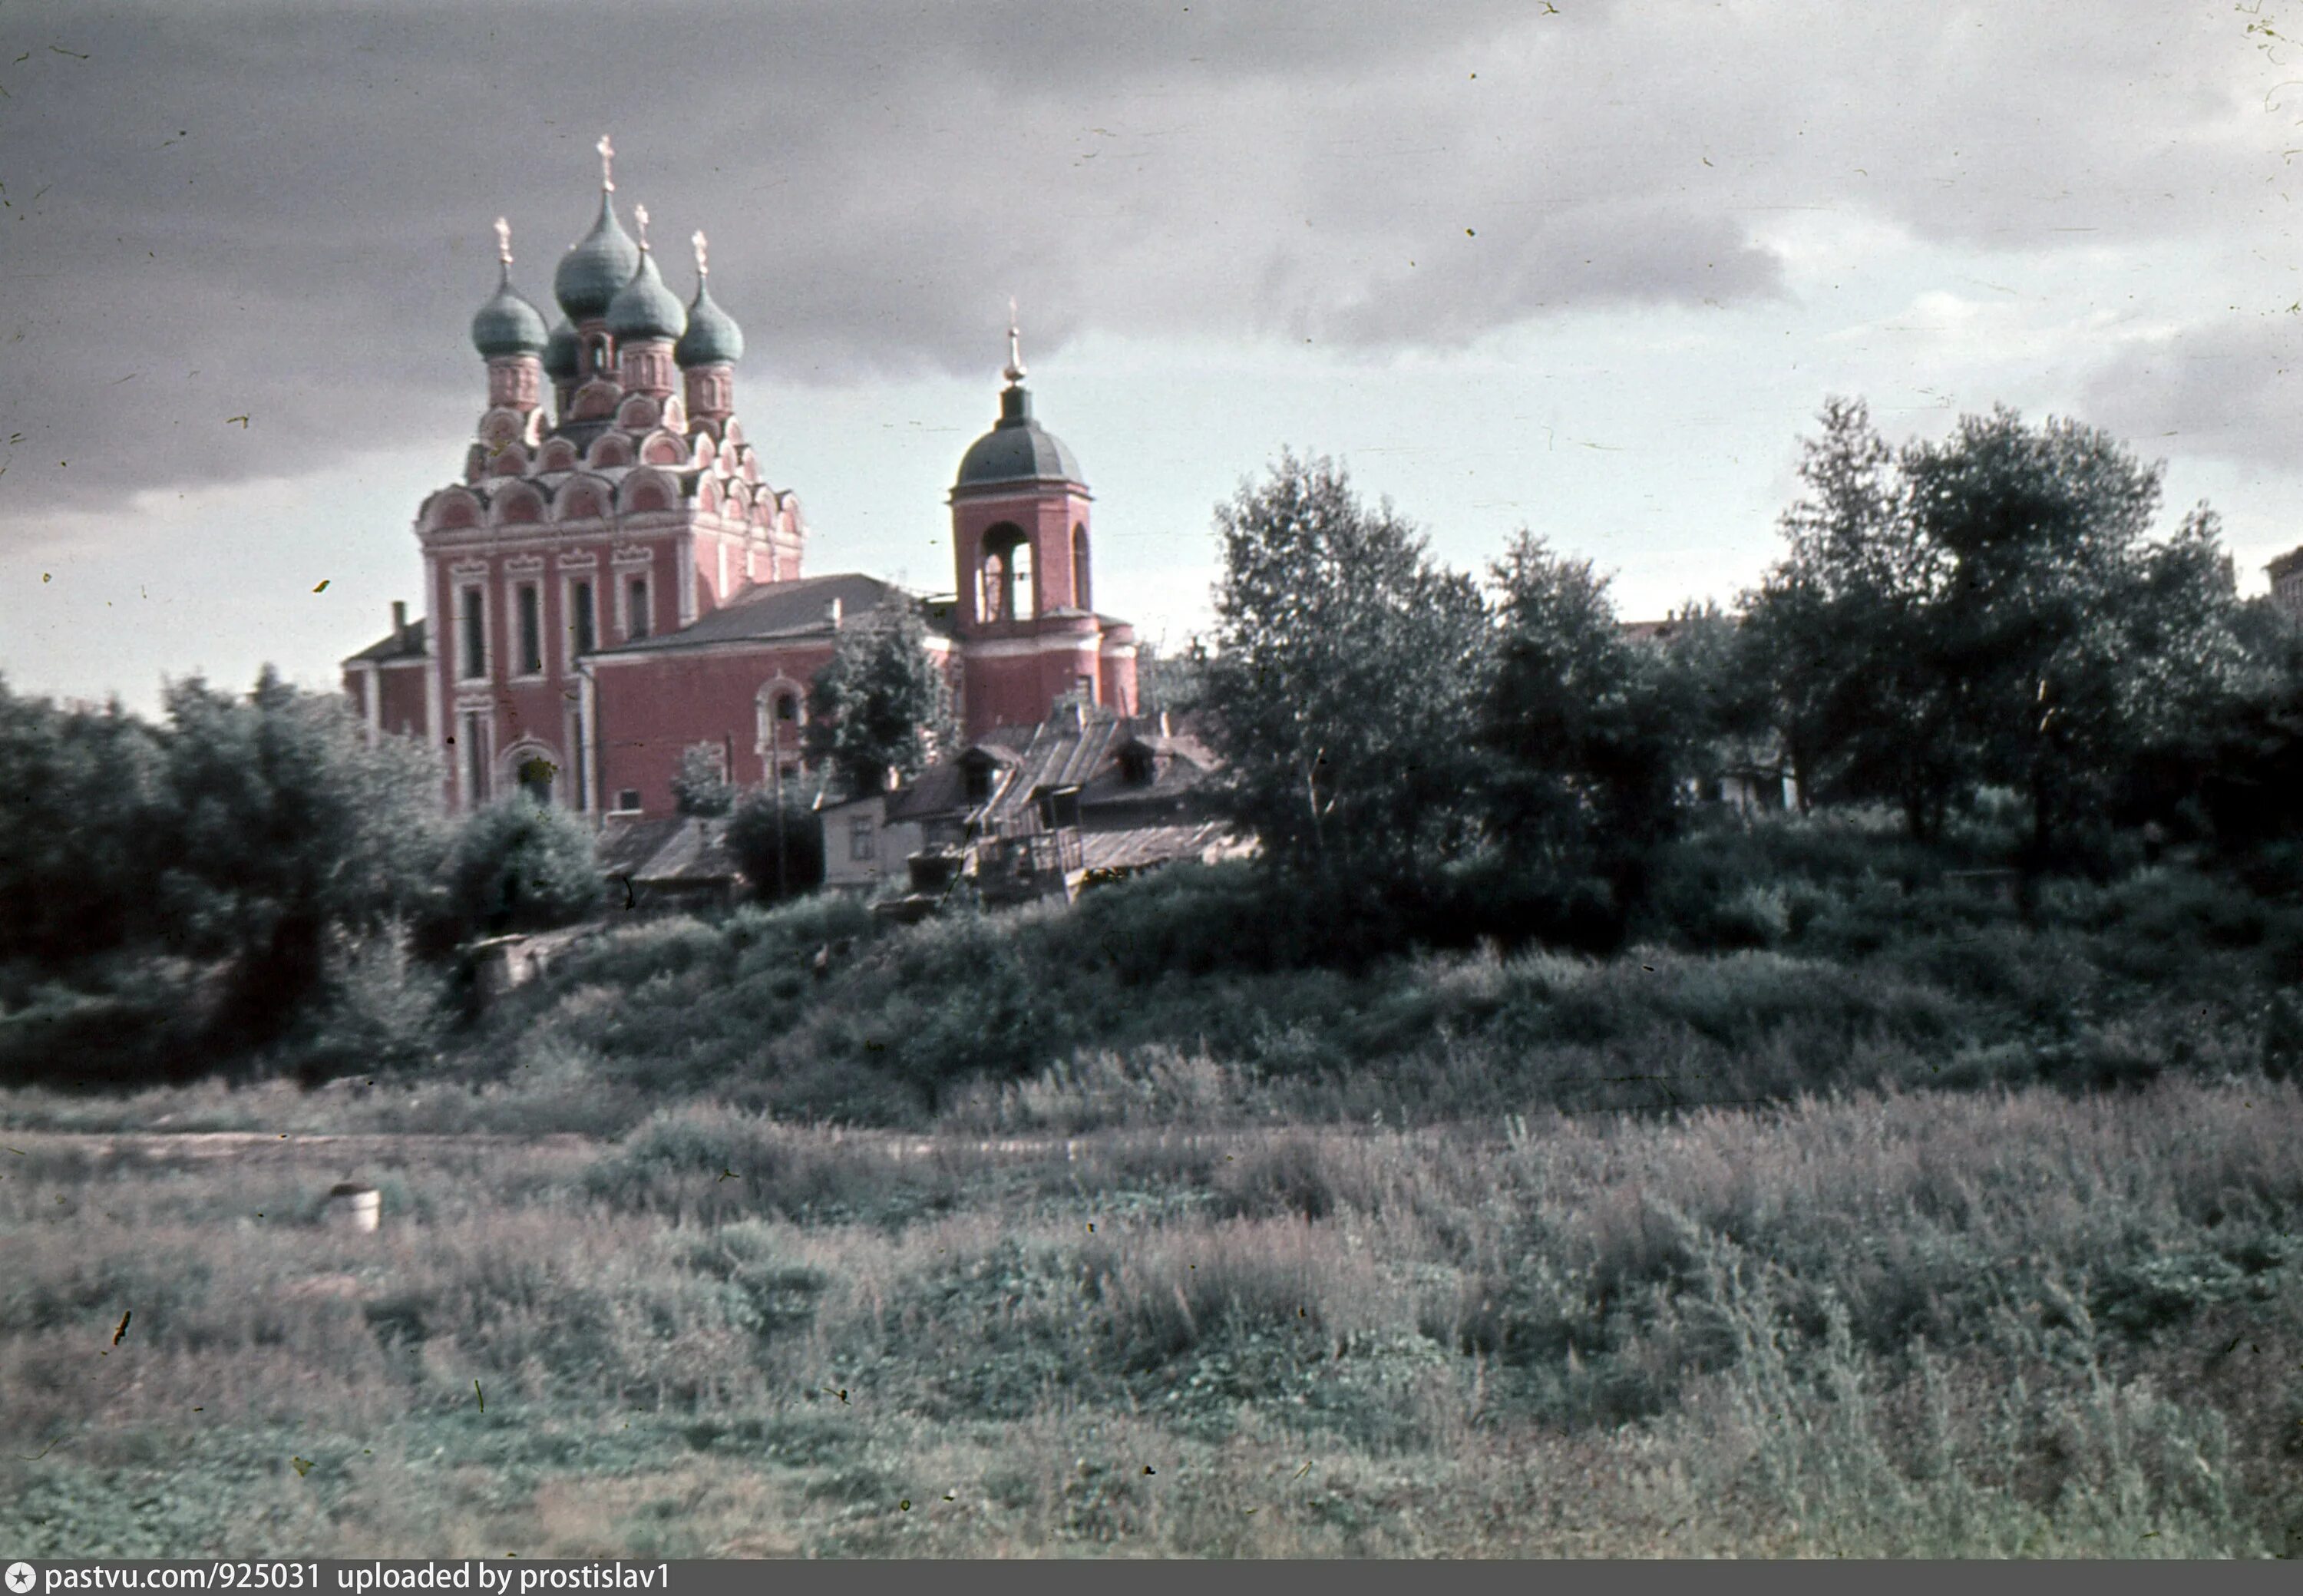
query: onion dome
[
  {"left": 543, "top": 319, "right": 580, "bottom": 382},
  {"left": 553, "top": 190, "right": 642, "bottom": 323},
  {"left": 471, "top": 221, "right": 549, "bottom": 359},
  {"left": 675, "top": 231, "right": 743, "bottom": 366},
  {"left": 471, "top": 276, "right": 548, "bottom": 358},
  {"left": 605, "top": 205, "right": 686, "bottom": 342}
]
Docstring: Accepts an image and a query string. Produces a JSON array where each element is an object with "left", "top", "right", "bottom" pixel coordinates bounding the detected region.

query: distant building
[
  {"left": 821, "top": 705, "right": 1249, "bottom": 901},
  {"left": 1621, "top": 616, "right": 1800, "bottom": 813},
  {"left": 2269, "top": 547, "right": 2303, "bottom": 620},
  {"left": 343, "top": 139, "right": 1139, "bottom": 821}
]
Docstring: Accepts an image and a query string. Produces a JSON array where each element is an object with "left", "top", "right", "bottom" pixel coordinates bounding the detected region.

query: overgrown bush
[{"left": 437, "top": 798, "right": 602, "bottom": 942}]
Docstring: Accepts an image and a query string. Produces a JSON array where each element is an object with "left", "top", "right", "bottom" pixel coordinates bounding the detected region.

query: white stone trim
[
  {"left": 753, "top": 673, "right": 809, "bottom": 759},
  {"left": 676, "top": 534, "right": 699, "bottom": 626},
  {"left": 578, "top": 663, "right": 600, "bottom": 815},
  {"left": 962, "top": 631, "right": 1105, "bottom": 661}
]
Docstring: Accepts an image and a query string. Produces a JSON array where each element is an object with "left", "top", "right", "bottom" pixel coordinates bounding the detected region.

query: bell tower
[{"left": 949, "top": 311, "right": 1134, "bottom": 735}]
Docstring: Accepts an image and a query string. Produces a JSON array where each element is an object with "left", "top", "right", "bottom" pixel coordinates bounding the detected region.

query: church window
[
  {"left": 460, "top": 587, "right": 487, "bottom": 680},
  {"left": 850, "top": 816, "right": 877, "bottom": 862},
  {"left": 569, "top": 580, "right": 596, "bottom": 659},
  {"left": 776, "top": 691, "right": 798, "bottom": 722},
  {"left": 1072, "top": 524, "right": 1091, "bottom": 610},
  {"left": 516, "top": 583, "right": 543, "bottom": 676},
  {"left": 1075, "top": 673, "right": 1096, "bottom": 703},
  {"left": 614, "top": 788, "right": 642, "bottom": 814},
  {"left": 627, "top": 575, "right": 651, "bottom": 639}
]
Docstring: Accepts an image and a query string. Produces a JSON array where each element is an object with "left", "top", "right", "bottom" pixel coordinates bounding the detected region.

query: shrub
[
  {"left": 724, "top": 788, "right": 824, "bottom": 901},
  {"left": 438, "top": 798, "right": 601, "bottom": 941}
]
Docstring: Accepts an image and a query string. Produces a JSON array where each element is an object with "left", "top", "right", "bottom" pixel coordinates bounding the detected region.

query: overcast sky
[{"left": 5, "top": 0, "right": 2301, "bottom": 711}]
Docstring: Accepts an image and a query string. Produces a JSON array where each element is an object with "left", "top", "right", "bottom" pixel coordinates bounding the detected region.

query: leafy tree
[
  {"left": 1200, "top": 451, "right": 1491, "bottom": 891},
  {"left": 0, "top": 676, "right": 168, "bottom": 967},
  {"left": 804, "top": 599, "right": 956, "bottom": 799},
  {"left": 725, "top": 787, "right": 826, "bottom": 901},
  {"left": 670, "top": 745, "right": 735, "bottom": 817},
  {"left": 439, "top": 796, "right": 602, "bottom": 940},
  {"left": 1904, "top": 407, "right": 2244, "bottom": 861},
  {"left": 1134, "top": 637, "right": 1208, "bottom": 721},
  {"left": 1745, "top": 400, "right": 2245, "bottom": 856},
  {"left": 1743, "top": 398, "right": 1961, "bottom": 836},
  {"left": 1480, "top": 534, "right": 1695, "bottom": 910},
  {"left": 157, "top": 668, "right": 449, "bottom": 1038}
]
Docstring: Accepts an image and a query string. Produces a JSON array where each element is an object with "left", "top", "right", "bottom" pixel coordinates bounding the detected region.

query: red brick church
[{"left": 343, "top": 138, "right": 1139, "bottom": 819}]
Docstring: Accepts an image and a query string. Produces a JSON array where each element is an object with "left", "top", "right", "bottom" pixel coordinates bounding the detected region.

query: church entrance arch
[{"left": 500, "top": 739, "right": 564, "bottom": 807}]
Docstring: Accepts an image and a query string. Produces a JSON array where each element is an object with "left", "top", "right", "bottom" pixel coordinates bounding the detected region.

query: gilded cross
[
  {"left": 1003, "top": 296, "right": 1026, "bottom": 385},
  {"left": 493, "top": 216, "right": 513, "bottom": 266},
  {"left": 692, "top": 230, "right": 709, "bottom": 278},
  {"left": 597, "top": 134, "right": 615, "bottom": 192}
]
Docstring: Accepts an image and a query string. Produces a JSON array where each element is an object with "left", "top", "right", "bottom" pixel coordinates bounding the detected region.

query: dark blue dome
[
  {"left": 471, "top": 269, "right": 549, "bottom": 359},
  {"left": 553, "top": 191, "right": 641, "bottom": 322},
  {"left": 543, "top": 319, "right": 580, "bottom": 380},
  {"left": 606, "top": 248, "right": 686, "bottom": 342},
  {"left": 676, "top": 278, "right": 743, "bottom": 366},
  {"left": 955, "top": 385, "right": 1083, "bottom": 489}
]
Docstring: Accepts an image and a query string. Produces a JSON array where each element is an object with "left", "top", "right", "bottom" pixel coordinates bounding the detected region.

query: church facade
[{"left": 342, "top": 140, "right": 1138, "bottom": 820}]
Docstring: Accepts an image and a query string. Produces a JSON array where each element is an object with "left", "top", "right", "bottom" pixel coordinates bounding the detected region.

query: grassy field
[{"left": 4, "top": 1075, "right": 2298, "bottom": 1557}]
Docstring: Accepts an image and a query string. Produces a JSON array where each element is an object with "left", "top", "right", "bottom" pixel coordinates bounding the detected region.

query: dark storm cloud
[{"left": 0, "top": 0, "right": 2280, "bottom": 520}]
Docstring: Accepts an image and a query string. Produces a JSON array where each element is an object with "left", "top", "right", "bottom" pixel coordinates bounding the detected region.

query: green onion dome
[
  {"left": 470, "top": 264, "right": 550, "bottom": 359},
  {"left": 542, "top": 320, "right": 580, "bottom": 381},
  {"left": 553, "top": 191, "right": 642, "bottom": 323},
  {"left": 676, "top": 278, "right": 744, "bottom": 366},
  {"left": 606, "top": 247, "right": 686, "bottom": 342}
]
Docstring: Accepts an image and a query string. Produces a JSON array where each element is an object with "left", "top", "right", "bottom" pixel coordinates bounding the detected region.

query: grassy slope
[
  {"left": 1, "top": 1082, "right": 2297, "bottom": 1556},
  {"left": 5, "top": 828, "right": 2303, "bottom": 1556}
]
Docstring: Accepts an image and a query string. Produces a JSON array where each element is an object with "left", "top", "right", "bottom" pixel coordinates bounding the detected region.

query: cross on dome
[
  {"left": 692, "top": 230, "right": 709, "bottom": 278},
  {"left": 635, "top": 203, "right": 651, "bottom": 251},
  {"left": 1003, "top": 296, "right": 1026, "bottom": 386},
  {"left": 597, "top": 134, "right": 615, "bottom": 192},
  {"left": 494, "top": 216, "right": 513, "bottom": 266}
]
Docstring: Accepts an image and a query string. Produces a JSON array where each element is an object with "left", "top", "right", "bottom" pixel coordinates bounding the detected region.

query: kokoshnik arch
[{"left": 342, "top": 137, "right": 1140, "bottom": 819}]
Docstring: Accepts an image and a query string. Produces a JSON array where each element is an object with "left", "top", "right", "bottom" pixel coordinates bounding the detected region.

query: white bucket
[{"left": 323, "top": 1184, "right": 381, "bottom": 1234}]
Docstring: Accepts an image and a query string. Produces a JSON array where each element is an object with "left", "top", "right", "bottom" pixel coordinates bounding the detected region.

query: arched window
[
  {"left": 981, "top": 524, "right": 1032, "bottom": 623},
  {"left": 1072, "top": 523, "right": 1091, "bottom": 611},
  {"left": 755, "top": 678, "right": 805, "bottom": 758}
]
